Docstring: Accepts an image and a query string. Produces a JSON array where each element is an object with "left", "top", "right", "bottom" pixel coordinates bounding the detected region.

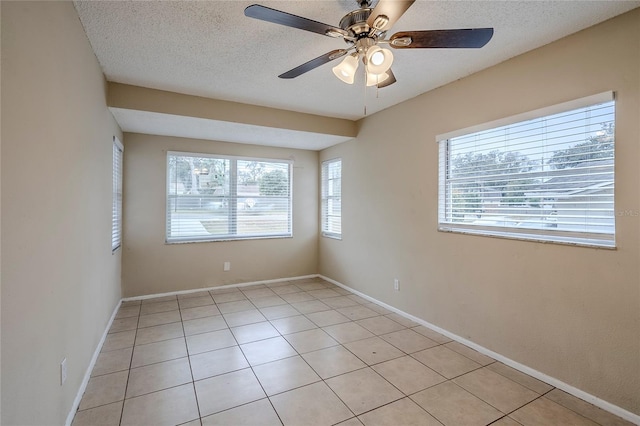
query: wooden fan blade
[
  {"left": 366, "top": 0, "right": 415, "bottom": 31},
  {"left": 377, "top": 68, "right": 396, "bottom": 88},
  {"left": 390, "top": 28, "right": 494, "bottom": 49},
  {"left": 245, "top": 4, "right": 348, "bottom": 38},
  {"left": 279, "top": 49, "right": 348, "bottom": 79}
]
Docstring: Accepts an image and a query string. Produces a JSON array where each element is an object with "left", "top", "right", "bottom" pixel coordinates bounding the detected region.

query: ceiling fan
[{"left": 244, "top": 0, "right": 494, "bottom": 88}]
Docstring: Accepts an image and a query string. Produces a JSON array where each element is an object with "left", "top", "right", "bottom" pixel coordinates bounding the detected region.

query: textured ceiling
[{"left": 74, "top": 1, "right": 639, "bottom": 148}]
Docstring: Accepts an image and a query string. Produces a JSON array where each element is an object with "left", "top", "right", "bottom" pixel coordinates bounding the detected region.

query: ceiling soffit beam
[{"left": 107, "top": 83, "right": 357, "bottom": 139}]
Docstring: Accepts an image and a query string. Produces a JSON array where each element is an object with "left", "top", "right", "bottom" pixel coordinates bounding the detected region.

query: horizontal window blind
[
  {"left": 112, "top": 137, "right": 123, "bottom": 252},
  {"left": 438, "top": 95, "right": 615, "bottom": 247},
  {"left": 167, "top": 152, "right": 292, "bottom": 243},
  {"left": 321, "top": 158, "right": 342, "bottom": 238}
]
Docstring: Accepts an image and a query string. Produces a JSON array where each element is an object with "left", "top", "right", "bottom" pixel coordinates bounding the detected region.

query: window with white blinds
[
  {"left": 321, "top": 158, "right": 342, "bottom": 239},
  {"left": 438, "top": 92, "right": 615, "bottom": 248},
  {"left": 112, "top": 137, "right": 123, "bottom": 252},
  {"left": 167, "top": 152, "right": 292, "bottom": 243}
]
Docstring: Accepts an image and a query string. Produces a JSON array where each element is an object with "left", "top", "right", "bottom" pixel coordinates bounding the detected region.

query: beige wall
[
  {"left": 122, "top": 133, "right": 318, "bottom": 297},
  {"left": 320, "top": 9, "right": 640, "bottom": 416},
  {"left": 1, "top": 2, "right": 123, "bottom": 424}
]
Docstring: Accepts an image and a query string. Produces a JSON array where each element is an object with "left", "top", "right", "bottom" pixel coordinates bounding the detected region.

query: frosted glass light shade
[
  {"left": 332, "top": 54, "right": 359, "bottom": 84},
  {"left": 366, "top": 46, "right": 393, "bottom": 74}
]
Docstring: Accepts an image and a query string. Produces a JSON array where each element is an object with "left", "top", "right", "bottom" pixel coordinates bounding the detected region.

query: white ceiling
[{"left": 74, "top": 1, "right": 639, "bottom": 149}]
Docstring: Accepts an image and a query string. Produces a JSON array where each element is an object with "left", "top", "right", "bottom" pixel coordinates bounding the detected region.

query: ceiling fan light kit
[{"left": 244, "top": 0, "right": 494, "bottom": 89}]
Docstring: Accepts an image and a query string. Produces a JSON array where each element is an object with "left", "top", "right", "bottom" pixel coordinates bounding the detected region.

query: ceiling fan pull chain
[{"left": 363, "top": 76, "right": 368, "bottom": 116}]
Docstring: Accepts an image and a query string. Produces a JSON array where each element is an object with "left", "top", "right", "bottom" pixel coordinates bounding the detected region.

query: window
[
  {"left": 112, "top": 137, "right": 123, "bottom": 252},
  {"left": 321, "top": 158, "right": 342, "bottom": 238},
  {"left": 167, "top": 152, "right": 292, "bottom": 243},
  {"left": 438, "top": 92, "right": 615, "bottom": 248}
]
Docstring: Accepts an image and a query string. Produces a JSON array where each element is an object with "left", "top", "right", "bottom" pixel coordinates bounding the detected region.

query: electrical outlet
[
  {"left": 223, "top": 261, "right": 231, "bottom": 271},
  {"left": 394, "top": 278, "right": 399, "bottom": 291},
  {"left": 60, "top": 358, "right": 67, "bottom": 386}
]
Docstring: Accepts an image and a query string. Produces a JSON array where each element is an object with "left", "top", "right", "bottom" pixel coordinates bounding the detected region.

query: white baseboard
[
  {"left": 65, "top": 299, "right": 122, "bottom": 426},
  {"left": 319, "top": 275, "right": 640, "bottom": 425},
  {"left": 121, "top": 274, "right": 318, "bottom": 301}
]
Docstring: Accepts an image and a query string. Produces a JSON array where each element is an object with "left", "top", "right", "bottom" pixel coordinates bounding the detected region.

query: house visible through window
[
  {"left": 438, "top": 92, "right": 615, "bottom": 247},
  {"left": 322, "top": 158, "right": 342, "bottom": 239},
  {"left": 112, "top": 136, "right": 123, "bottom": 252},
  {"left": 167, "top": 152, "right": 292, "bottom": 243}
]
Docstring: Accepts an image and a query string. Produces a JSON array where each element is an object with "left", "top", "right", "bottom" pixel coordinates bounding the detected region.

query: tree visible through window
[
  {"left": 167, "top": 152, "right": 292, "bottom": 243},
  {"left": 439, "top": 94, "right": 615, "bottom": 247}
]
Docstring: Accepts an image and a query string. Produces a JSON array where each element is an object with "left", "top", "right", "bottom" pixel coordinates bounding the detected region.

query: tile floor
[{"left": 72, "top": 278, "right": 633, "bottom": 426}]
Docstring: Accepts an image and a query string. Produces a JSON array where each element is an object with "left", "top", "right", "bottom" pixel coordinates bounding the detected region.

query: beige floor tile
[
  {"left": 195, "top": 368, "right": 266, "bottom": 417},
  {"left": 201, "top": 398, "right": 282, "bottom": 426},
  {"left": 138, "top": 310, "right": 181, "bottom": 328},
  {"left": 210, "top": 285, "right": 242, "bottom": 295},
  {"left": 79, "top": 370, "right": 128, "bottom": 410},
  {"left": 109, "top": 317, "right": 138, "bottom": 333},
  {"left": 183, "top": 315, "right": 228, "bottom": 336},
  {"left": 344, "top": 337, "right": 405, "bottom": 365},
  {"left": 356, "top": 316, "right": 405, "bottom": 335},
  {"left": 223, "top": 309, "right": 267, "bottom": 327},
  {"left": 347, "top": 295, "right": 369, "bottom": 305},
  {"left": 271, "top": 284, "right": 303, "bottom": 295},
  {"left": 217, "top": 300, "right": 255, "bottom": 314},
  {"left": 270, "top": 315, "right": 317, "bottom": 335},
  {"left": 178, "top": 295, "right": 214, "bottom": 309},
  {"left": 412, "top": 346, "right": 481, "bottom": 379},
  {"left": 323, "top": 296, "right": 360, "bottom": 309},
  {"left": 251, "top": 295, "right": 287, "bottom": 308},
  {"left": 358, "top": 397, "right": 442, "bottom": 426},
  {"left": 140, "top": 300, "right": 179, "bottom": 315},
  {"left": 308, "top": 289, "right": 342, "bottom": 299},
  {"left": 333, "top": 287, "right": 354, "bottom": 296},
  {"left": 284, "top": 328, "right": 339, "bottom": 354},
  {"left": 121, "top": 383, "right": 199, "bottom": 426},
  {"left": 372, "top": 356, "right": 446, "bottom": 395},
  {"left": 115, "top": 305, "right": 141, "bottom": 319},
  {"left": 364, "top": 303, "right": 393, "bottom": 315},
  {"left": 493, "top": 417, "right": 524, "bottom": 425},
  {"left": 306, "top": 310, "right": 351, "bottom": 327},
  {"left": 121, "top": 300, "right": 141, "bottom": 307},
  {"left": 544, "top": 389, "right": 634, "bottom": 426},
  {"left": 326, "top": 367, "right": 403, "bottom": 415},
  {"left": 181, "top": 304, "right": 221, "bottom": 321},
  {"left": 454, "top": 367, "right": 539, "bottom": 413},
  {"left": 411, "top": 381, "right": 503, "bottom": 426},
  {"left": 240, "top": 336, "right": 297, "bottom": 365},
  {"left": 131, "top": 337, "right": 187, "bottom": 367},
  {"left": 231, "top": 321, "right": 280, "bottom": 344},
  {"left": 380, "top": 329, "right": 439, "bottom": 353},
  {"left": 410, "top": 325, "right": 453, "bottom": 343},
  {"left": 92, "top": 347, "right": 133, "bottom": 376},
  {"left": 126, "top": 357, "right": 192, "bottom": 398},
  {"left": 102, "top": 330, "right": 136, "bottom": 352},
  {"left": 510, "top": 397, "right": 599, "bottom": 426},
  {"left": 336, "top": 418, "right": 364, "bottom": 426},
  {"left": 186, "top": 329, "right": 237, "bottom": 355},
  {"left": 242, "top": 288, "right": 278, "bottom": 299},
  {"left": 444, "top": 341, "right": 495, "bottom": 366},
  {"left": 291, "top": 300, "right": 331, "bottom": 314},
  {"left": 190, "top": 345, "right": 249, "bottom": 380},
  {"left": 141, "top": 295, "right": 177, "bottom": 304},
  {"left": 384, "top": 313, "right": 420, "bottom": 328},
  {"left": 280, "top": 291, "right": 316, "bottom": 303},
  {"left": 270, "top": 382, "right": 353, "bottom": 426},
  {"left": 180, "top": 419, "right": 202, "bottom": 426},
  {"left": 253, "top": 355, "right": 321, "bottom": 395},
  {"left": 72, "top": 401, "right": 123, "bottom": 426},
  {"left": 302, "top": 345, "right": 366, "bottom": 379},
  {"left": 178, "top": 290, "right": 212, "bottom": 299},
  {"left": 337, "top": 305, "right": 380, "bottom": 321},
  {"left": 295, "top": 282, "right": 328, "bottom": 291},
  {"left": 322, "top": 322, "right": 375, "bottom": 344},
  {"left": 212, "top": 291, "right": 247, "bottom": 304},
  {"left": 135, "top": 322, "right": 184, "bottom": 346},
  {"left": 486, "top": 363, "right": 553, "bottom": 395},
  {"left": 259, "top": 304, "right": 300, "bottom": 320}
]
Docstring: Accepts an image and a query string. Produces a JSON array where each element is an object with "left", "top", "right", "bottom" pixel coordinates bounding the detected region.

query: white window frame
[
  {"left": 438, "top": 92, "right": 615, "bottom": 248},
  {"left": 112, "top": 136, "right": 123, "bottom": 252},
  {"left": 321, "top": 158, "right": 342, "bottom": 239},
  {"left": 166, "top": 151, "right": 293, "bottom": 243}
]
